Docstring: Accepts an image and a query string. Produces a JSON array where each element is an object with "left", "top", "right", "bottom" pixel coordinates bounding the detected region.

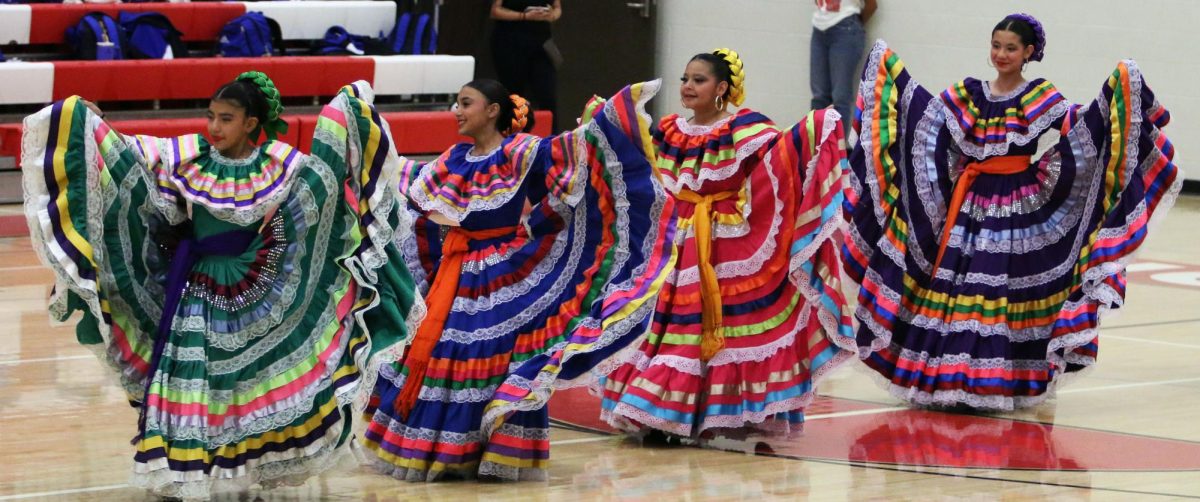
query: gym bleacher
[{"left": 0, "top": 0, "right": 552, "bottom": 225}]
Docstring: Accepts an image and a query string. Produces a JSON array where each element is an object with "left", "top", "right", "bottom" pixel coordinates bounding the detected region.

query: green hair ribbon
[{"left": 236, "top": 71, "right": 289, "bottom": 142}]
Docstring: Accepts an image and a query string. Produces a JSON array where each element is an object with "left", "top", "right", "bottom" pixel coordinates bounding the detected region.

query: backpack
[
  {"left": 216, "top": 12, "right": 282, "bottom": 57},
  {"left": 313, "top": 26, "right": 369, "bottom": 56},
  {"left": 410, "top": 11, "right": 436, "bottom": 55},
  {"left": 384, "top": 1, "right": 437, "bottom": 55},
  {"left": 65, "top": 12, "right": 124, "bottom": 61},
  {"left": 119, "top": 12, "right": 187, "bottom": 59}
]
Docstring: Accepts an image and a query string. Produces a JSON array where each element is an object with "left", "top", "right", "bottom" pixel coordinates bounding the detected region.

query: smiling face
[
  {"left": 990, "top": 29, "right": 1035, "bottom": 76},
  {"left": 206, "top": 99, "right": 258, "bottom": 155},
  {"left": 679, "top": 59, "right": 729, "bottom": 112},
  {"left": 453, "top": 85, "right": 500, "bottom": 138}
]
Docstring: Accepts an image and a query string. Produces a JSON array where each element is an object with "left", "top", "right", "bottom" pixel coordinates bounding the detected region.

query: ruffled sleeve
[
  {"left": 767, "top": 108, "right": 856, "bottom": 351},
  {"left": 1049, "top": 60, "right": 1182, "bottom": 358},
  {"left": 480, "top": 79, "right": 679, "bottom": 434},
  {"left": 843, "top": 40, "right": 939, "bottom": 285},
  {"left": 21, "top": 97, "right": 180, "bottom": 397},
  {"left": 939, "top": 78, "right": 1070, "bottom": 160},
  {"left": 526, "top": 81, "right": 661, "bottom": 206},
  {"left": 308, "top": 81, "right": 425, "bottom": 410}
]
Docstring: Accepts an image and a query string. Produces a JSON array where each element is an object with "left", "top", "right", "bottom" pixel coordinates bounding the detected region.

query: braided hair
[
  {"left": 689, "top": 48, "right": 747, "bottom": 108},
  {"left": 462, "top": 78, "right": 531, "bottom": 136},
  {"left": 993, "top": 13, "right": 1046, "bottom": 63},
  {"left": 210, "top": 71, "right": 289, "bottom": 142},
  {"left": 509, "top": 94, "right": 530, "bottom": 134}
]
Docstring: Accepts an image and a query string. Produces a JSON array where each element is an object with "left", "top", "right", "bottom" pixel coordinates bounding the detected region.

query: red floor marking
[
  {"left": 548, "top": 387, "right": 884, "bottom": 434},
  {"left": 548, "top": 387, "right": 613, "bottom": 432},
  {"left": 549, "top": 388, "right": 1200, "bottom": 471},
  {"left": 1127, "top": 260, "right": 1200, "bottom": 291},
  {"left": 803, "top": 395, "right": 882, "bottom": 415},
  {"left": 549, "top": 387, "right": 884, "bottom": 433},
  {"left": 768, "top": 408, "right": 1200, "bottom": 471}
]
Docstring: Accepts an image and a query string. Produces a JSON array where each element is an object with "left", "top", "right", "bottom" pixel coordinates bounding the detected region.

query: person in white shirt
[{"left": 810, "top": 0, "right": 876, "bottom": 138}]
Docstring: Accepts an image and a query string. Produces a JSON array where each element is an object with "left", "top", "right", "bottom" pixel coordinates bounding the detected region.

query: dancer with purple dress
[{"left": 843, "top": 14, "right": 1181, "bottom": 410}]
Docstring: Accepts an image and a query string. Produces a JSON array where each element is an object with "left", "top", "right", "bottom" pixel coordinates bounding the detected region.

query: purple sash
[{"left": 135, "top": 229, "right": 259, "bottom": 440}]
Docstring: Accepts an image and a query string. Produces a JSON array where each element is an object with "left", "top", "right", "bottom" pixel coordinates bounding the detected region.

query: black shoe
[{"left": 642, "top": 429, "right": 683, "bottom": 446}]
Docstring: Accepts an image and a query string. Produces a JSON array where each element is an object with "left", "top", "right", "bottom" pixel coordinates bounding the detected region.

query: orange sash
[
  {"left": 676, "top": 189, "right": 739, "bottom": 362},
  {"left": 932, "top": 156, "right": 1031, "bottom": 273},
  {"left": 393, "top": 224, "right": 520, "bottom": 420}
]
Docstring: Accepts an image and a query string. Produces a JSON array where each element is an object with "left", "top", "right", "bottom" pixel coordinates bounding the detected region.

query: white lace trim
[
  {"left": 465, "top": 143, "right": 503, "bottom": 162},
  {"left": 130, "top": 415, "right": 357, "bottom": 499},
  {"left": 159, "top": 140, "right": 303, "bottom": 228},
  {"left": 325, "top": 88, "right": 426, "bottom": 413},
  {"left": 145, "top": 378, "right": 333, "bottom": 444},
  {"left": 194, "top": 185, "right": 321, "bottom": 354},
  {"left": 603, "top": 402, "right": 694, "bottom": 436},
  {"left": 477, "top": 461, "right": 548, "bottom": 482},
  {"left": 478, "top": 79, "right": 672, "bottom": 435},
  {"left": 698, "top": 393, "right": 813, "bottom": 434},
  {"left": 208, "top": 145, "right": 262, "bottom": 165},
  {"left": 783, "top": 109, "right": 856, "bottom": 349},
  {"left": 407, "top": 137, "right": 539, "bottom": 223},
  {"left": 604, "top": 107, "right": 857, "bottom": 437},
  {"left": 450, "top": 234, "right": 566, "bottom": 316},
  {"left": 418, "top": 383, "right": 500, "bottom": 403},
  {"left": 659, "top": 131, "right": 778, "bottom": 193},
  {"left": 980, "top": 79, "right": 1032, "bottom": 102},
  {"left": 672, "top": 146, "right": 786, "bottom": 287},
  {"left": 674, "top": 113, "right": 735, "bottom": 135},
  {"left": 847, "top": 50, "right": 1182, "bottom": 410},
  {"left": 22, "top": 106, "right": 157, "bottom": 395},
  {"left": 942, "top": 89, "right": 1071, "bottom": 161},
  {"left": 396, "top": 207, "right": 430, "bottom": 293},
  {"left": 641, "top": 354, "right": 704, "bottom": 375},
  {"left": 443, "top": 200, "right": 588, "bottom": 339}
]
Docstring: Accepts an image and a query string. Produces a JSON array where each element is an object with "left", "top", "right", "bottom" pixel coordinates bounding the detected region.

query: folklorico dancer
[
  {"left": 599, "top": 48, "right": 856, "bottom": 438},
  {"left": 842, "top": 14, "right": 1182, "bottom": 410},
  {"left": 360, "top": 78, "right": 677, "bottom": 481},
  {"left": 21, "top": 72, "right": 423, "bottom": 498}
]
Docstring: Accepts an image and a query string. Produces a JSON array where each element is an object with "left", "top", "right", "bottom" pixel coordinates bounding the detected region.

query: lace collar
[
  {"left": 673, "top": 113, "right": 736, "bottom": 136},
  {"left": 209, "top": 145, "right": 262, "bottom": 166},
  {"left": 981, "top": 79, "right": 1034, "bottom": 103},
  {"left": 465, "top": 143, "right": 504, "bottom": 162}
]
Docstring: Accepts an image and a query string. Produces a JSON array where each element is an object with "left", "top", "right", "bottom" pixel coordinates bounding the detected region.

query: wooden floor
[{"left": 3, "top": 196, "right": 1200, "bottom": 501}]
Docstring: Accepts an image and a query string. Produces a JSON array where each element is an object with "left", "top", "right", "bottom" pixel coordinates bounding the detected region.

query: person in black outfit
[{"left": 490, "top": 0, "right": 561, "bottom": 132}]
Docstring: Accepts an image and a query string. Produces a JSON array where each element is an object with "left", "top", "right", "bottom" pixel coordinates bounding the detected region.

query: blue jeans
[{"left": 810, "top": 16, "right": 866, "bottom": 136}]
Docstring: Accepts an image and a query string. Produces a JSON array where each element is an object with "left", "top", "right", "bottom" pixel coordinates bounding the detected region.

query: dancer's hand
[{"left": 81, "top": 99, "right": 104, "bottom": 118}]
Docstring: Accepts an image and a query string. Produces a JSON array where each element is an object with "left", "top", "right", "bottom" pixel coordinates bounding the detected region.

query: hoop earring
[{"left": 715, "top": 96, "right": 725, "bottom": 110}]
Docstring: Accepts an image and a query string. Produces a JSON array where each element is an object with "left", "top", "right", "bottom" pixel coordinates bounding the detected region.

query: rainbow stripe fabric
[
  {"left": 20, "top": 82, "right": 420, "bottom": 498},
  {"left": 842, "top": 40, "right": 1182, "bottom": 410},
  {"left": 600, "top": 106, "right": 855, "bottom": 435},
  {"left": 361, "top": 80, "right": 677, "bottom": 481}
]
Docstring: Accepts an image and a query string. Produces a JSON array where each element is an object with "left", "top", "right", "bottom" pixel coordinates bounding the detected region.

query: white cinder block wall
[{"left": 654, "top": 0, "right": 1197, "bottom": 180}]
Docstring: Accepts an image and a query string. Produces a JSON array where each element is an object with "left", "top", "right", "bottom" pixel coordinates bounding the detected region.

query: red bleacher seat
[
  {"left": 0, "top": 111, "right": 553, "bottom": 159},
  {"left": 51, "top": 57, "right": 376, "bottom": 102},
  {"left": 27, "top": 4, "right": 246, "bottom": 44},
  {"left": 10, "top": 2, "right": 398, "bottom": 46},
  {"left": 0, "top": 55, "right": 474, "bottom": 106}
]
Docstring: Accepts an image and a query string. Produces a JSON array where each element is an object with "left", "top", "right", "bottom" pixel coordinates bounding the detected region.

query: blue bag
[{"left": 65, "top": 12, "right": 124, "bottom": 61}]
